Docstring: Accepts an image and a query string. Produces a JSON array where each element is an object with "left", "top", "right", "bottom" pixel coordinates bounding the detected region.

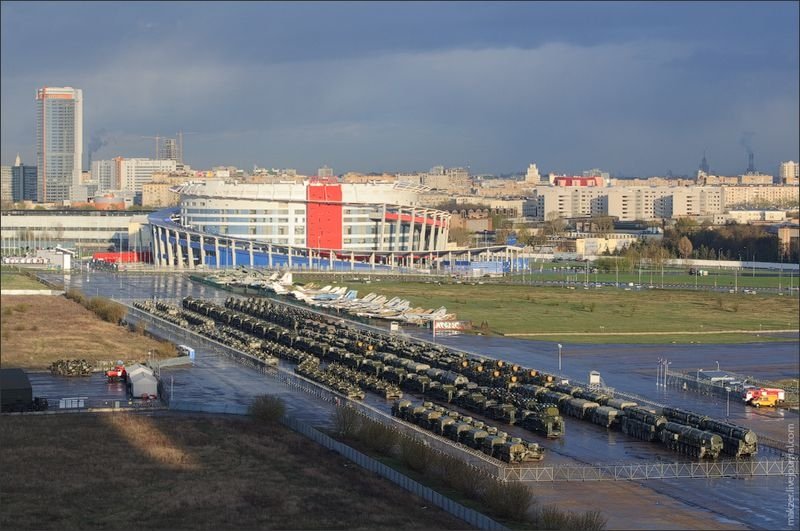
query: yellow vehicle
[{"left": 743, "top": 387, "right": 785, "bottom": 408}]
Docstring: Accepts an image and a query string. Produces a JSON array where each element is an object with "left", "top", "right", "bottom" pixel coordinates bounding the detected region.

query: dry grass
[
  {"left": 0, "top": 272, "right": 49, "bottom": 290},
  {"left": 0, "top": 295, "right": 173, "bottom": 369},
  {"left": 0, "top": 413, "right": 468, "bottom": 530}
]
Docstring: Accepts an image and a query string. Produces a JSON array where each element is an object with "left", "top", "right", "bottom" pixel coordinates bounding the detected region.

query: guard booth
[{"left": 0, "top": 368, "right": 32, "bottom": 412}]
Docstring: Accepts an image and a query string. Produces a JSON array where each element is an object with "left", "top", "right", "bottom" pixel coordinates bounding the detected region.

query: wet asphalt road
[{"left": 34, "top": 270, "right": 799, "bottom": 529}]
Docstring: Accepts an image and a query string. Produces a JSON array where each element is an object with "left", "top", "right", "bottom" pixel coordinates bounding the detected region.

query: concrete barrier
[{"left": 0, "top": 289, "right": 65, "bottom": 296}]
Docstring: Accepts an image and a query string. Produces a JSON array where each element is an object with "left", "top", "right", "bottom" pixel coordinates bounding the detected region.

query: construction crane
[
  {"left": 177, "top": 131, "right": 199, "bottom": 164},
  {"left": 140, "top": 135, "right": 162, "bottom": 159}
]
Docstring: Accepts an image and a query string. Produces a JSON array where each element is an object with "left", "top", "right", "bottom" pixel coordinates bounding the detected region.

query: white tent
[
  {"left": 126, "top": 363, "right": 153, "bottom": 379},
  {"left": 129, "top": 371, "right": 158, "bottom": 398}
]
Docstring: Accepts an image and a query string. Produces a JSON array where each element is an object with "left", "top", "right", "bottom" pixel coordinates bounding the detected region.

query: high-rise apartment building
[
  {"left": 116, "top": 158, "right": 177, "bottom": 193},
  {"left": 159, "top": 138, "right": 179, "bottom": 162},
  {"left": 91, "top": 159, "right": 116, "bottom": 191},
  {"left": 780, "top": 161, "right": 799, "bottom": 185},
  {"left": 36, "top": 86, "right": 83, "bottom": 202},
  {"left": 11, "top": 154, "right": 39, "bottom": 202},
  {"left": 318, "top": 165, "right": 334, "bottom": 179},
  {"left": 1, "top": 165, "right": 11, "bottom": 203}
]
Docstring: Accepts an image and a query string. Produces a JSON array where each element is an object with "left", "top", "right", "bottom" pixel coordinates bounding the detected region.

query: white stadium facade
[{"left": 147, "top": 179, "right": 523, "bottom": 271}]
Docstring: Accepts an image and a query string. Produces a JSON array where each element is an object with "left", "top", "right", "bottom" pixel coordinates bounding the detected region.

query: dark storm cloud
[{"left": 1, "top": 1, "right": 797, "bottom": 175}]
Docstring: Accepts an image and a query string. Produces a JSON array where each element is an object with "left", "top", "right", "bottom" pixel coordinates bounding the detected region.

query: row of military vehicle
[
  {"left": 179, "top": 296, "right": 757, "bottom": 459},
  {"left": 391, "top": 399, "right": 544, "bottom": 463},
  {"left": 181, "top": 297, "right": 567, "bottom": 440},
  {"left": 295, "top": 358, "right": 366, "bottom": 400},
  {"left": 515, "top": 383, "right": 756, "bottom": 458}
]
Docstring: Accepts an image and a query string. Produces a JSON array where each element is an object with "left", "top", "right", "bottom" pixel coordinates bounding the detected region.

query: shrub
[
  {"left": 438, "top": 456, "right": 482, "bottom": 497},
  {"left": 399, "top": 437, "right": 431, "bottom": 473},
  {"left": 481, "top": 480, "right": 534, "bottom": 522},
  {"left": 249, "top": 395, "right": 286, "bottom": 424},
  {"left": 154, "top": 340, "right": 177, "bottom": 358},
  {"left": 334, "top": 405, "right": 361, "bottom": 438},
  {"left": 534, "top": 505, "right": 607, "bottom": 531},
  {"left": 570, "top": 510, "right": 607, "bottom": 531},
  {"left": 65, "top": 289, "right": 86, "bottom": 306},
  {"left": 358, "top": 418, "right": 398, "bottom": 455}
]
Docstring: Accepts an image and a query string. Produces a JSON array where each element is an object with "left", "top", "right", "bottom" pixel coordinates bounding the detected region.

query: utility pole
[
  {"left": 557, "top": 343, "right": 562, "bottom": 372},
  {"left": 657, "top": 358, "right": 663, "bottom": 387}
]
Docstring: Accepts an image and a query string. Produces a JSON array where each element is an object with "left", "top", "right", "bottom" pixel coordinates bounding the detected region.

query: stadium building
[{"left": 147, "top": 179, "right": 510, "bottom": 270}]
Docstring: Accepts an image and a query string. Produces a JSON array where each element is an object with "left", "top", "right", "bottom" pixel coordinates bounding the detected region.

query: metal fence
[
  {"left": 502, "top": 459, "right": 796, "bottom": 482},
  {"left": 667, "top": 369, "right": 800, "bottom": 406}
]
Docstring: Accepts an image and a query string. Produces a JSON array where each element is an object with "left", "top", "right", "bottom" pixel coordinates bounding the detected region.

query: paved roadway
[{"left": 36, "top": 270, "right": 799, "bottom": 529}]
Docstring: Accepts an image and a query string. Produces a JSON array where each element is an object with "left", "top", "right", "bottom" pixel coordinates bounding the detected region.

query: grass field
[
  {"left": 506, "top": 267, "right": 799, "bottom": 290},
  {"left": 0, "top": 272, "right": 49, "bottom": 290},
  {"left": 323, "top": 281, "right": 800, "bottom": 344},
  {"left": 0, "top": 295, "right": 173, "bottom": 369},
  {"left": 0, "top": 414, "right": 466, "bottom": 530}
]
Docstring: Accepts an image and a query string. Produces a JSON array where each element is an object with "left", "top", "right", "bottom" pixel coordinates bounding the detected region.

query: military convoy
[
  {"left": 131, "top": 295, "right": 759, "bottom": 462},
  {"left": 392, "top": 399, "right": 544, "bottom": 463}
]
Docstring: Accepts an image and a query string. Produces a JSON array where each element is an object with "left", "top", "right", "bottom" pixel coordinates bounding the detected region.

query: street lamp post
[
  {"left": 657, "top": 358, "right": 663, "bottom": 387},
  {"left": 725, "top": 386, "right": 731, "bottom": 418},
  {"left": 716, "top": 360, "right": 720, "bottom": 371},
  {"left": 557, "top": 343, "right": 562, "bottom": 372}
]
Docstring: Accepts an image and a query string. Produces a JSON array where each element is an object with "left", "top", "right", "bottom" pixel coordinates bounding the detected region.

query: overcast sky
[{"left": 1, "top": 1, "right": 798, "bottom": 176}]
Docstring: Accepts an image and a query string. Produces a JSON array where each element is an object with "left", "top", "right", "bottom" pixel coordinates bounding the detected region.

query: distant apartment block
[
  {"left": 780, "top": 161, "right": 799, "bottom": 185},
  {"left": 739, "top": 172, "right": 774, "bottom": 185},
  {"left": 1, "top": 165, "right": 11, "bottom": 203},
  {"left": 91, "top": 159, "right": 116, "bottom": 191},
  {"left": 552, "top": 175, "right": 606, "bottom": 187},
  {"left": 317, "top": 165, "right": 334, "bottom": 179},
  {"left": 529, "top": 185, "right": 798, "bottom": 221},
  {"left": 159, "top": 138, "right": 179, "bottom": 162},
  {"left": 115, "top": 158, "right": 177, "bottom": 193},
  {"left": 11, "top": 155, "right": 38, "bottom": 202}
]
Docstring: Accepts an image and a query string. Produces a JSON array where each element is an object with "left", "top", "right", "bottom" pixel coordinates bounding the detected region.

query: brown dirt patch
[{"left": 1, "top": 295, "right": 172, "bottom": 370}]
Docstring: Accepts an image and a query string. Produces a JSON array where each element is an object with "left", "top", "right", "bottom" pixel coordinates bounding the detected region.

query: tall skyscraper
[
  {"left": 36, "top": 86, "right": 83, "bottom": 202},
  {"left": 699, "top": 151, "right": 710, "bottom": 174}
]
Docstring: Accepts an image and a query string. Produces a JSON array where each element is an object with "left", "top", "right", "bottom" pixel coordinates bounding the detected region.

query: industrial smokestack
[{"left": 747, "top": 153, "right": 755, "bottom": 173}]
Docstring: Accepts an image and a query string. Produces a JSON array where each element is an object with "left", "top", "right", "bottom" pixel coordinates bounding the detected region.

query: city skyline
[{"left": 1, "top": 1, "right": 798, "bottom": 176}]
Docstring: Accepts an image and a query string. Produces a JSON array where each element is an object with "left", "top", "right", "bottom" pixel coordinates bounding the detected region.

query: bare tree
[
  {"left": 592, "top": 216, "right": 614, "bottom": 237},
  {"left": 678, "top": 236, "right": 693, "bottom": 258},
  {"left": 544, "top": 211, "right": 567, "bottom": 236}
]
